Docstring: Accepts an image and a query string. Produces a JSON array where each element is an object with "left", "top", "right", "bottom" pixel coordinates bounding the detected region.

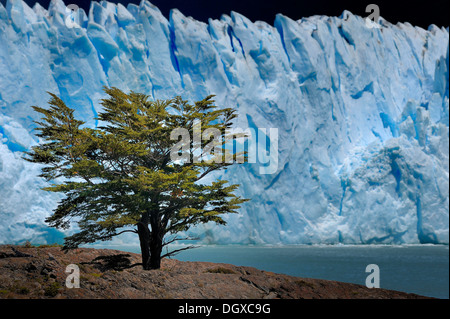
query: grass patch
[
  {"left": 295, "top": 280, "right": 315, "bottom": 289},
  {"left": 205, "top": 267, "right": 236, "bottom": 274},
  {"left": 37, "top": 243, "right": 64, "bottom": 248},
  {"left": 20, "top": 241, "right": 63, "bottom": 249},
  {"left": 15, "top": 286, "right": 30, "bottom": 295},
  {"left": 21, "top": 241, "right": 33, "bottom": 248},
  {"left": 44, "top": 282, "right": 62, "bottom": 297}
]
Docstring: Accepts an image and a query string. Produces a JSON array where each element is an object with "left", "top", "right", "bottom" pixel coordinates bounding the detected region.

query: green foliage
[
  {"left": 21, "top": 241, "right": 33, "bottom": 248},
  {"left": 16, "top": 286, "right": 31, "bottom": 295},
  {"left": 205, "top": 267, "right": 236, "bottom": 274},
  {"left": 25, "top": 87, "right": 248, "bottom": 260},
  {"left": 44, "top": 282, "right": 62, "bottom": 297},
  {"left": 295, "top": 280, "right": 315, "bottom": 289},
  {"left": 20, "top": 241, "right": 63, "bottom": 249}
]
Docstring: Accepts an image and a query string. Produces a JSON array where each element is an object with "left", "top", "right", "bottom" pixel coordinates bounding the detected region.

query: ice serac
[{"left": 0, "top": 0, "right": 448, "bottom": 245}]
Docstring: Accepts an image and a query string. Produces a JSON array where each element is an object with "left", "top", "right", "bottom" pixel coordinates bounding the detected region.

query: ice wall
[{"left": 0, "top": 0, "right": 448, "bottom": 245}]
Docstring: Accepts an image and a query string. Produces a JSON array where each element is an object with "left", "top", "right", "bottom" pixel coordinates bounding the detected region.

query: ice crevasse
[{"left": 0, "top": 0, "right": 448, "bottom": 245}]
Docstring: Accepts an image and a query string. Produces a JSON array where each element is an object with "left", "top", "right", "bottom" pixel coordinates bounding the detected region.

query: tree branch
[
  {"left": 162, "top": 236, "right": 199, "bottom": 247},
  {"left": 92, "top": 229, "right": 138, "bottom": 242},
  {"left": 161, "top": 245, "right": 199, "bottom": 259}
]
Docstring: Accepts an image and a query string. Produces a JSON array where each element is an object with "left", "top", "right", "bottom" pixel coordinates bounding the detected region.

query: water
[{"left": 101, "top": 244, "right": 449, "bottom": 299}]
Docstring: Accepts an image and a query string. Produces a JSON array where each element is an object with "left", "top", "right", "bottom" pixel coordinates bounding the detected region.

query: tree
[{"left": 25, "top": 87, "right": 248, "bottom": 270}]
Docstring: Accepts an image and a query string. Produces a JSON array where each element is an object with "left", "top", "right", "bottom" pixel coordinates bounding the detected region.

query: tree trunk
[
  {"left": 149, "top": 236, "right": 162, "bottom": 269},
  {"left": 149, "top": 217, "right": 163, "bottom": 269},
  {"left": 137, "top": 221, "right": 151, "bottom": 270},
  {"left": 137, "top": 220, "right": 164, "bottom": 270}
]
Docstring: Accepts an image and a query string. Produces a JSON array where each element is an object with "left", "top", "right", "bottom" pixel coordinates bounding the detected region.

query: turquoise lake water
[{"left": 97, "top": 244, "right": 449, "bottom": 299}]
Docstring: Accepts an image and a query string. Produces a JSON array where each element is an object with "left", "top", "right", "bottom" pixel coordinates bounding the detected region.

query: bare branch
[
  {"left": 116, "top": 229, "right": 138, "bottom": 236},
  {"left": 93, "top": 229, "right": 138, "bottom": 242},
  {"left": 162, "top": 236, "right": 200, "bottom": 247},
  {"left": 161, "top": 245, "right": 199, "bottom": 259}
]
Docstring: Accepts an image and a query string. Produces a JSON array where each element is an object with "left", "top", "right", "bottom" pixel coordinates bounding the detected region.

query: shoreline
[{"left": 0, "top": 245, "right": 436, "bottom": 299}]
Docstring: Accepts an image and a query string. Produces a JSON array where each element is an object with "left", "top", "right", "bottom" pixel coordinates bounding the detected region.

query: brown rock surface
[{"left": 0, "top": 245, "right": 431, "bottom": 299}]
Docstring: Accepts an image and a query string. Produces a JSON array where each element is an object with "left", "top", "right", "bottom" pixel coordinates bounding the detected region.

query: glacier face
[{"left": 0, "top": 0, "right": 448, "bottom": 245}]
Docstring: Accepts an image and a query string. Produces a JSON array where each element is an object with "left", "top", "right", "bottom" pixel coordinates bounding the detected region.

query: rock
[
  {"left": 11, "top": 247, "right": 34, "bottom": 258},
  {"left": 25, "top": 263, "right": 37, "bottom": 272}
]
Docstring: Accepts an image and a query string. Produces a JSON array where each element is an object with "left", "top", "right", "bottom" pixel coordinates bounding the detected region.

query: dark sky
[{"left": 4, "top": 0, "right": 450, "bottom": 28}]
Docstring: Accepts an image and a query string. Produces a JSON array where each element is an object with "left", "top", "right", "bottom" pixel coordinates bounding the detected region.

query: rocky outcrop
[{"left": 0, "top": 245, "right": 431, "bottom": 299}]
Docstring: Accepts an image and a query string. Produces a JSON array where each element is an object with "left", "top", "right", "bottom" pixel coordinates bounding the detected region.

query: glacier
[{"left": 0, "top": 0, "right": 448, "bottom": 245}]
